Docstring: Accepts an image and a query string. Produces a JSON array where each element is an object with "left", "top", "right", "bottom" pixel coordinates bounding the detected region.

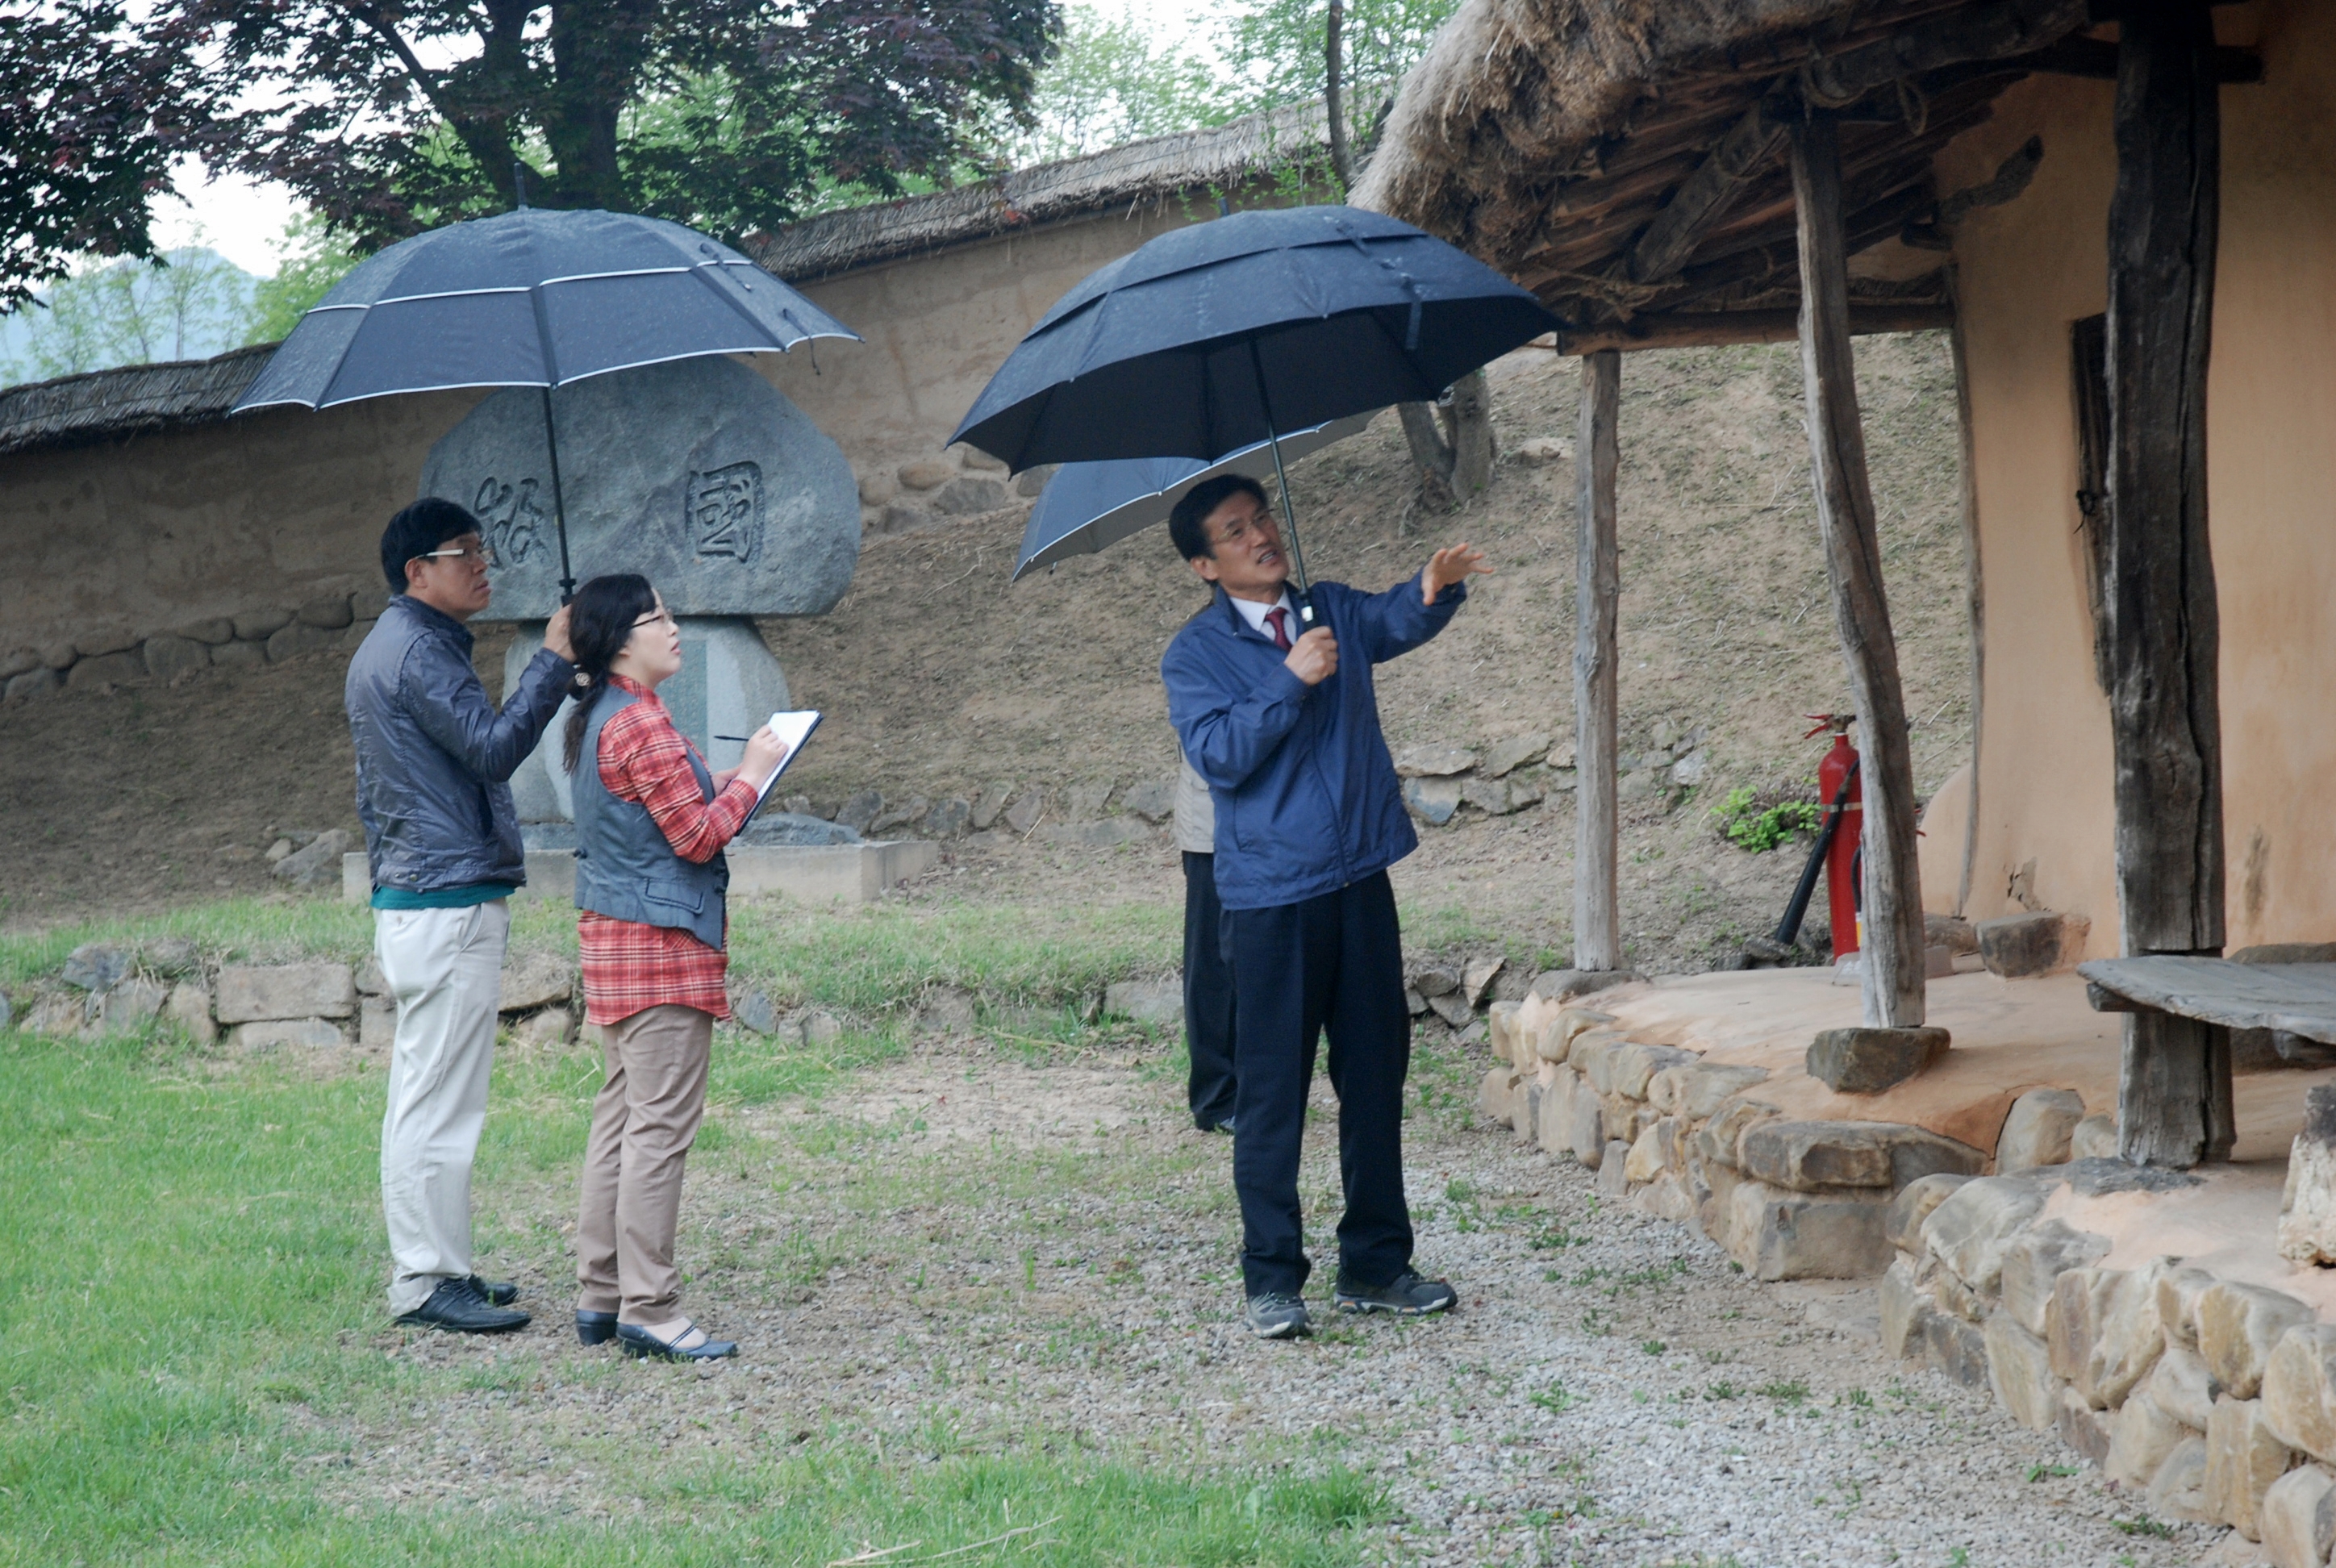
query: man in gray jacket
[
  {"left": 346, "top": 497, "right": 574, "bottom": 1332},
  {"left": 1174, "top": 752, "right": 1237, "bottom": 1133}
]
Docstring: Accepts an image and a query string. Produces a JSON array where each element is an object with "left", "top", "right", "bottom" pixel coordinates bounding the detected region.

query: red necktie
[{"left": 1264, "top": 607, "right": 1293, "bottom": 651}]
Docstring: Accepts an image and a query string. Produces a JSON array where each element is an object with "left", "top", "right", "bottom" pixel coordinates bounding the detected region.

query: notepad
[{"left": 752, "top": 710, "right": 823, "bottom": 808}]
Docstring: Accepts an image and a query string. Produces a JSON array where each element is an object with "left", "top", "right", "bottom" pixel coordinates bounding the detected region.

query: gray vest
[{"left": 574, "top": 685, "right": 729, "bottom": 949}]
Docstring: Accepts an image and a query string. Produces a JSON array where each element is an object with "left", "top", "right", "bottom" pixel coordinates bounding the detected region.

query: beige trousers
[
  {"left": 377, "top": 899, "right": 511, "bottom": 1315},
  {"left": 575, "top": 1003, "right": 713, "bottom": 1321}
]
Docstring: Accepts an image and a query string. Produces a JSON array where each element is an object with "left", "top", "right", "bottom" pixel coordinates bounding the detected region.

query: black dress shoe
[
  {"left": 616, "top": 1320, "right": 737, "bottom": 1362},
  {"left": 396, "top": 1276, "right": 530, "bottom": 1334},
  {"left": 467, "top": 1275, "right": 519, "bottom": 1306},
  {"left": 576, "top": 1309, "right": 618, "bottom": 1346}
]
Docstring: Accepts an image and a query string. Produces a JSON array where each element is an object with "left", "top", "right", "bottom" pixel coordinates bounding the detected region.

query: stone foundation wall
[{"left": 1483, "top": 996, "right": 2336, "bottom": 1564}]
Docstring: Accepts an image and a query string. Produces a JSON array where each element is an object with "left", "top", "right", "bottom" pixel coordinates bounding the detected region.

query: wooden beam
[
  {"left": 1625, "top": 102, "right": 1783, "bottom": 284},
  {"left": 2012, "top": 36, "right": 2263, "bottom": 81},
  {"left": 1948, "top": 275, "right": 1984, "bottom": 919},
  {"left": 1800, "top": 0, "right": 2089, "bottom": 106},
  {"left": 1573, "top": 349, "right": 1621, "bottom": 974},
  {"left": 2105, "top": 0, "right": 2230, "bottom": 1167},
  {"left": 1790, "top": 114, "right": 1928, "bottom": 1029},
  {"left": 1549, "top": 303, "right": 1952, "bottom": 356}
]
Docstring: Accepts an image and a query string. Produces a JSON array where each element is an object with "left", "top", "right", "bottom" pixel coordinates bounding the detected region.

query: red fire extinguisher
[{"left": 1806, "top": 714, "right": 1863, "bottom": 960}]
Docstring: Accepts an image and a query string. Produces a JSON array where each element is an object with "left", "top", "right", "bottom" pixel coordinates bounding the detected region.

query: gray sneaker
[
  {"left": 1244, "top": 1291, "right": 1312, "bottom": 1339},
  {"left": 1333, "top": 1270, "right": 1458, "bottom": 1316}
]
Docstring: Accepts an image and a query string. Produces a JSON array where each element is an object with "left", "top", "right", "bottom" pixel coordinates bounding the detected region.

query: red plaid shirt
[{"left": 578, "top": 675, "right": 758, "bottom": 1026}]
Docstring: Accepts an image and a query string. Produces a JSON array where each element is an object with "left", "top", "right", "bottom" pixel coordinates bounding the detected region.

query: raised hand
[{"left": 1423, "top": 542, "right": 1493, "bottom": 603}]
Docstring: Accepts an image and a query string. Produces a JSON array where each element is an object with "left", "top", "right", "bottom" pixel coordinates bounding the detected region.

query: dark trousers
[
  {"left": 1183, "top": 852, "right": 1238, "bottom": 1129},
  {"left": 1224, "top": 869, "right": 1414, "bottom": 1297}
]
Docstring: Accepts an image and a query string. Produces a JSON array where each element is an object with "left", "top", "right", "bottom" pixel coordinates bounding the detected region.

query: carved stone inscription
[
  {"left": 689, "top": 462, "right": 762, "bottom": 562},
  {"left": 473, "top": 475, "right": 553, "bottom": 568}
]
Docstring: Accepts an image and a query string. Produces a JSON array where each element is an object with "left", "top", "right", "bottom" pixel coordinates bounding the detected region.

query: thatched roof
[
  {"left": 1350, "top": 0, "right": 2100, "bottom": 332},
  {"left": 745, "top": 99, "right": 1334, "bottom": 282},
  {"left": 0, "top": 342, "right": 273, "bottom": 458}
]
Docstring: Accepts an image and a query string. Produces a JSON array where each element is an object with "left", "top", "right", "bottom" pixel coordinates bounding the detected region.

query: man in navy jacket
[{"left": 1161, "top": 473, "right": 1487, "bottom": 1339}]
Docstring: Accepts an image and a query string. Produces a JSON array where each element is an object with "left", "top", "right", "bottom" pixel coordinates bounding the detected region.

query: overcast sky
[{"left": 161, "top": 1, "right": 1224, "bottom": 275}]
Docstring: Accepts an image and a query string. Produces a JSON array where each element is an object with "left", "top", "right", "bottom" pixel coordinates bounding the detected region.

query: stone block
[
  {"left": 1106, "top": 979, "right": 1184, "bottom": 1028},
  {"left": 1647, "top": 1061, "right": 1770, "bottom": 1120},
  {"left": 1806, "top": 1025, "right": 1950, "bottom": 1094},
  {"left": 2050, "top": 1266, "right": 2167, "bottom": 1410},
  {"left": 2264, "top": 1324, "right": 2336, "bottom": 1465},
  {"left": 2147, "top": 1345, "right": 2224, "bottom": 1432},
  {"left": 1568, "top": 1089, "right": 1607, "bottom": 1166},
  {"left": 2209, "top": 1395, "right": 2298, "bottom": 1541},
  {"left": 1608, "top": 1042, "right": 1696, "bottom": 1101},
  {"left": 1976, "top": 911, "right": 2089, "bottom": 977},
  {"left": 1516, "top": 1080, "right": 1545, "bottom": 1144},
  {"left": 896, "top": 456, "right": 953, "bottom": 490},
  {"left": 4, "top": 667, "right": 61, "bottom": 701},
  {"left": 1551, "top": 1007, "right": 1615, "bottom": 1058},
  {"left": 1482, "top": 732, "right": 1550, "bottom": 777},
  {"left": 2058, "top": 1384, "right": 2113, "bottom": 1466},
  {"left": 233, "top": 607, "right": 294, "bottom": 640},
  {"left": 215, "top": 962, "right": 356, "bottom": 1024},
  {"left": 1597, "top": 1141, "right": 1633, "bottom": 1198},
  {"left": 1535, "top": 1070, "right": 1573, "bottom": 1153},
  {"left": 98, "top": 979, "right": 169, "bottom": 1035},
  {"left": 1887, "top": 1172, "right": 1972, "bottom": 1253},
  {"left": 2107, "top": 1390, "right": 2190, "bottom": 1487},
  {"left": 0, "top": 645, "right": 35, "bottom": 678},
  {"left": 25, "top": 993, "right": 90, "bottom": 1038},
  {"left": 1996, "top": 1086, "right": 2086, "bottom": 1173},
  {"left": 1479, "top": 1066, "right": 1521, "bottom": 1123},
  {"left": 139, "top": 938, "right": 199, "bottom": 978},
  {"left": 233, "top": 1018, "right": 347, "bottom": 1049},
  {"left": 2149, "top": 1437, "right": 2211, "bottom": 1524},
  {"left": 970, "top": 782, "right": 1015, "bottom": 832},
  {"left": 2070, "top": 1113, "right": 2121, "bottom": 1161},
  {"left": 1460, "top": 775, "right": 1524, "bottom": 815},
  {"left": 63, "top": 940, "right": 133, "bottom": 992},
  {"left": 211, "top": 641, "right": 266, "bottom": 671},
  {"left": 2260, "top": 1464, "right": 2335, "bottom": 1568},
  {"left": 1119, "top": 779, "right": 1174, "bottom": 824},
  {"left": 2000, "top": 1219, "right": 2112, "bottom": 1337},
  {"left": 511, "top": 1007, "right": 575, "bottom": 1048},
  {"left": 1573, "top": 1031, "right": 1625, "bottom": 1095},
  {"left": 74, "top": 630, "right": 139, "bottom": 657},
  {"left": 2203, "top": 1282, "right": 2318, "bottom": 1401},
  {"left": 1727, "top": 1178, "right": 1893, "bottom": 1280},
  {"left": 359, "top": 997, "right": 394, "bottom": 1050},
  {"left": 265, "top": 622, "right": 344, "bottom": 661},
  {"left": 1393, "top": 744, "right": 1476, "bottom": 777},
  {"left": 1624, "top": 1120, "right": 1674, "bottom": 1183},
  {"left": 1880, "top": 1257, "right": 1931, "bottom": 1358},
  {"left": 1462, "top": 957, "right": 1504, "bottom": 1007},
  {"left": 492, "top": 955, "right": 574, "bottom": 1015},
  {"left": 1742, "top": 1120, "right": 1889, "bottom": 1189},
  {"left": 2280, "top": 1085, "right": 2336, "bottom": 1266},
  {"left": 1986, "top": 1311, "right": 2062, "bottom": 1430},
  {"left": 65, "top": 649, "right": 143, "bottom": 688},
  {"left": 1527, "top": 969, "right": 1641, "bottom": 1004},
  {"left": 931, "top": 475, "right": 1008, "bottom": 515},
  {"left": 272, "top": 829, "right": 354, "bottom": 886},
  {"left": 1700, "top": 1098, "right": 1781, "bottom": 1170},
  {"left": 1012, "top": 465, "right": 1053, "bottom": 497},
  {"left": 1400, "top": 776, "right": 1463, "bottom": 826},
  {"left": 425, "top": 357, "right": 858, "bottom": 620},
  {"left": 1925, "top": 1174, "right": 2050, "bottom": 1297},
  {"left": 1487, "top": 1000, "right": 1522, "bottom": 1065},
  {"left": 142, "top": 635, "right": 211, "bottom": 681},
  {"left": 920, "top": 799, "right": 973, "bottom": 839},
  {"left": 1924, "top": 1312, "right": 1992, "bottom": 1390},
  {"left": 163, "top": 982, "right": 217, "bottom": 1045},
  {"left": 2159, "top": 1264, "right": 2220, "bottom": 1351},
  {"left": 296, "top": 592, "right": 354, "bottom": 629}
]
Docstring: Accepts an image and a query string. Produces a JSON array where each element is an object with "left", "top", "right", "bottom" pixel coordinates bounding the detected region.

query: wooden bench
[{"left": 2080, "top": 953, "right": 2336, "bottom": 1064}]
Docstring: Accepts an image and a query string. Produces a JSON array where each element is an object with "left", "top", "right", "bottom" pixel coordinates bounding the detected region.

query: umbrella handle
[{"left": 1245, "top": 338, "right": 1316, "bottom": 626}]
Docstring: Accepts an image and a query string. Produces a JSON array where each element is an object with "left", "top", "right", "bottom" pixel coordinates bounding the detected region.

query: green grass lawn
[{"left": 0, "top": 896, "right": 1384, "bottom": 1566}]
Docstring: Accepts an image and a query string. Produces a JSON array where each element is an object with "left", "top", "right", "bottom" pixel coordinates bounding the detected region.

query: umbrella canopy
[
  {"left": 1012, "top": 413, "right": 1372, "bottom": 582},
  {"left": 234, "top": 207, "right": 857, "bottom": 413},
  {"left": 951, "top": 206, "right": 1558, "bottom": 473}
]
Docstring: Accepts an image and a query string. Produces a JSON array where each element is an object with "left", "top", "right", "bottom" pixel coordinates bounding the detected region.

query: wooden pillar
[
  {"left": 1573, "top": 349, "right": 1621, "bottom": 973},
  {"left": 1948, "top": 272, "right": 1985, "bottom": 920},
  {"left": 2106, "top": 1, "right": 2233, "bottom": 1167},
  {"left": 1789, "top": 115, "right": 1926, "bottom": 1029}
]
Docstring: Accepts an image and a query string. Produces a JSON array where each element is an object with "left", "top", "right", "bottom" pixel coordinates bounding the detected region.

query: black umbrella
[
  {"left": 233, "top": 204, "right": 858, "bottom": 597},
  {"left": 952, "top": 206, "right": 1558, "bottom": 619}
]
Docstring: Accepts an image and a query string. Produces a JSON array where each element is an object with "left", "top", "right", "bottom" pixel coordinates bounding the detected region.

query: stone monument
[{"left": 416, "top": 355, "right": 859, "bottom": 819}]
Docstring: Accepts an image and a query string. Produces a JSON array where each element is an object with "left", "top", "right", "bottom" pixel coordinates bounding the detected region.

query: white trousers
[{"left": 376, "top": 900, "right": 510, "bottom": 1314}]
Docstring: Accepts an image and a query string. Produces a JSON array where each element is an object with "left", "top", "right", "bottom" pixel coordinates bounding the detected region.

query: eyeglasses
[
  {"left": 415, "top": 542, "right": 498, "bottom": 567},
  {"left": 1207, "top": 510, "right": 1278, "bottom": 548},
  {"left": 631, "top": 608, "right": 676, "bottom": 630}
]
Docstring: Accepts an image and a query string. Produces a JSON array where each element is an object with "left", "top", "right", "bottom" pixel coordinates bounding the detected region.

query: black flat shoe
[
  {"left": 617, "top": 1320, "right": 737, "bottom": 1362},
  {"left": 396, "top": 1276, "right": 530, "bottom": 1334},
  {"left": 575, "top": 1310, "right": 617, "bottom": 1346},
  {"left": 468, "top": 1275, "right": 519, "bottom": 1307}
]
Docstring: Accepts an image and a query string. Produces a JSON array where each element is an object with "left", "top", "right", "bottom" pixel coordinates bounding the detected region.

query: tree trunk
[
  {"left": 1325, "top": 0, "right": 1354, "bottom": 192},
  {"left": 1790, "top": 115, "right": 1926, "bottom": 1029},
  {"left": 1398, "top": 369, "right": 1495, "bottom": 509},
  {"left": 2105, "top": 0, "right": 2230, "bottom": 1166},
  {"left": 1573, "top": 350, "right": 1621, "bottom": 973}
]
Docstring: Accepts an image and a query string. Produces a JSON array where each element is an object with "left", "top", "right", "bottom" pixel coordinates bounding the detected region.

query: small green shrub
[{"left": 1711, "top": 786, "right": 1822, "bottom": 853}]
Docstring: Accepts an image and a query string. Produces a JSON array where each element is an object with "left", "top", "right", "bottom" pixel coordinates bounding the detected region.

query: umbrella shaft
[
  {"left": 540, "top": 386, "right": 576, "bottom": 602},
  {"left": 1246, "top": 338, "right": 1313, "bottom": 619}
]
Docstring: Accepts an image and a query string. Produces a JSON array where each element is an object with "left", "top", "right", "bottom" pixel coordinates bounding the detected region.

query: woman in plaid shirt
[{"left": 561, "top": 574, "right": 787, "bottom": 1362}]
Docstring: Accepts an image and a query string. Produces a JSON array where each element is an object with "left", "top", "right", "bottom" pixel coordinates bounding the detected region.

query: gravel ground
[{"left": 315, "top": 1031, "right": 2228, "bottom": 1566}]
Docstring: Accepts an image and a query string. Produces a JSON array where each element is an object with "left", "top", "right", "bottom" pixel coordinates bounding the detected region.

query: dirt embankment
[{"left": 0, "top": 333, "right": 1971, "bottom": 970}]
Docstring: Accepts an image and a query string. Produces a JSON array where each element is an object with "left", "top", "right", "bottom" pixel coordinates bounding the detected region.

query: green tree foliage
[
  {"left": 10, "top": 1, "right": 1060, "bottom": 291},
  {"left": 1001, "top": 5, "right": 1228, "bottom": 165},
  {"left": 2, "top": 246, "right": 253, "bottom": 382},
  {"left": 241, "top": 215, "right": 363, "bottom": 345},
  {"left": 1217, "top": 0, "right": 1455, "bottom": 144}
]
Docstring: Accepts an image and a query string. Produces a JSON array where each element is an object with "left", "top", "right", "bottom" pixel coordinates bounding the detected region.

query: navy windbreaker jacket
[{"left": 1162, "top": 573, "right": 1465, "bottom": 911}]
